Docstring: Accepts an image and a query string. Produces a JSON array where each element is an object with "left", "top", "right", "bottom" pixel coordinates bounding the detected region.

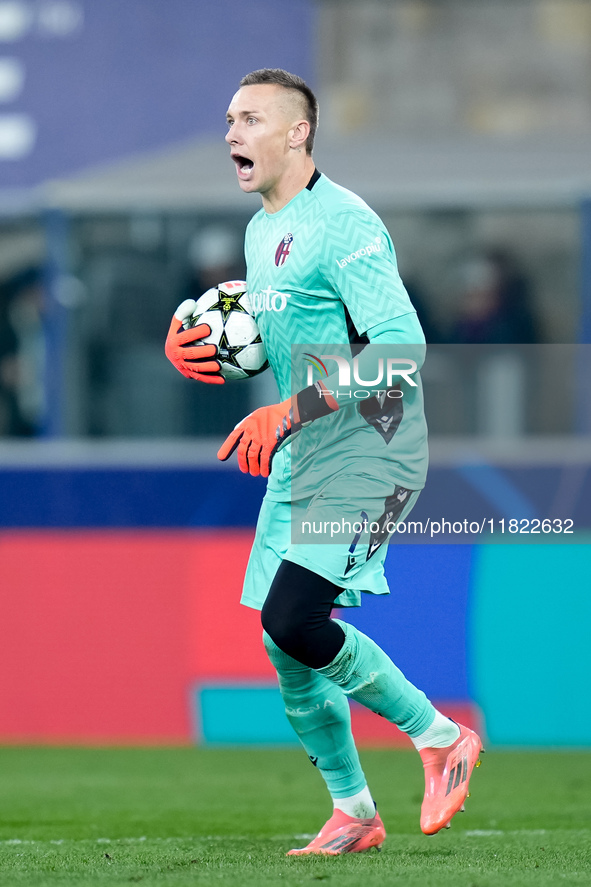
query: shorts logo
[
  {"left": 275, "top": 233, "right": 293, "bottom": 266},
  {"left": 345, "top": 510, "right": 368, "bottom": 575}
]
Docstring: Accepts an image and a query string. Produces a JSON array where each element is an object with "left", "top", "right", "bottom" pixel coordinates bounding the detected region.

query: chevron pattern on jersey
[
  {"left": 243, "top": 174, "right": 428, "bottom": 494},
  {"left": 319, "top": 209, "right": 413, "bottom": 334},
  {"left": 245, "top": 175, "right": 415, "bottom": 398}
]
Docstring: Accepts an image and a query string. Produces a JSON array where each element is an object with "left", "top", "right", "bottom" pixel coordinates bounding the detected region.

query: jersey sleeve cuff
[{"left": 296, "top": 382, "right": 339, "bottom": 424}]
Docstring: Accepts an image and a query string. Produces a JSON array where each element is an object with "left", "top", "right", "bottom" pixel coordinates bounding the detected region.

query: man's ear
[{"left": 289, "top": 119, "right": 310, "bottom": 151}]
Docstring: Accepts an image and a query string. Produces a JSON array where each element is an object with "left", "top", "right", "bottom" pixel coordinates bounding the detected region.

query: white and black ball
[{"left": 186, "top": 280, "right": 268, "bottom": 381}]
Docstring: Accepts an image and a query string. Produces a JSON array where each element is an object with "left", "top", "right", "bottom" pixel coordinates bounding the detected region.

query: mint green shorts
[{"left": 241, "top": 478, "right": 420, "bottom": 610}]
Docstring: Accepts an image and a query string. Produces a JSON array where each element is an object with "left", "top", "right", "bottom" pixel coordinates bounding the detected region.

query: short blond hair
[{"left": 239, "top": 68, "right": 319, "bottom": 154}]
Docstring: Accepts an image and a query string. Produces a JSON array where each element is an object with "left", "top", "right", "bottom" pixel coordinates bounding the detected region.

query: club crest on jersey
[{"left": 275, "top": 233, "right": 294, "bottom": 267}]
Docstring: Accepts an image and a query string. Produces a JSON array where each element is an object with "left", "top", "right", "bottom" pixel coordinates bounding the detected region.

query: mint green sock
[
  {"left": 316, "top": 620, "right": 435, "bottom": 738},
  {"left": 263, "top": 631, "right": 368, "bottom": 799}
]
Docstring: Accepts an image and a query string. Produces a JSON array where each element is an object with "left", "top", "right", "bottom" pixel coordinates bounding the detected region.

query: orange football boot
[
  {"left": 287, "top": 808, "right": 386, "bottom": 856},
  {"left": 419, "top": 723, "right": 483, "bottom": 835}
]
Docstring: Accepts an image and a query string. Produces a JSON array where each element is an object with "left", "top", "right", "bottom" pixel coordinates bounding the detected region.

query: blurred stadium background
[{"left": 0, "top": 0, "right": 590, "bottom": 750}]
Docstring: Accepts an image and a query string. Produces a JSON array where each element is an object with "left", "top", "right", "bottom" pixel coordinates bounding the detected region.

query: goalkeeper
[{"left": 165, "top": 68, "right": 482, "bottom": 856}]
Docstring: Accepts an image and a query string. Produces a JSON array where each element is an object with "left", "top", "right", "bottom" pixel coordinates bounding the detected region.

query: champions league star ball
[{"left": 186, "top": 280, "right": 268, "bottom": 381}]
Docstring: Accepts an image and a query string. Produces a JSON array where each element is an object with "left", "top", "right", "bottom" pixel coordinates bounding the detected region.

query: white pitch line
[
  {"left": 3, "top": 828, "right": 588, "bottom": 848},
  {"left": 0, "top": 835, "right": 286, "bottom": 846},
  {"left": 464, "top": 829, "right": 591, "bottom": 837}
]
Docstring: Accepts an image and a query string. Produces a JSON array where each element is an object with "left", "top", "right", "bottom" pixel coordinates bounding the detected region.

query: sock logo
[{"left": 308, "top": 755, "right": 319, "bottom": 767}]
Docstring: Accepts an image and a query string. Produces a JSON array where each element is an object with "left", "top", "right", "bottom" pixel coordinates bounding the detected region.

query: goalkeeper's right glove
[{"left": 165, "top": 299, "right": 225, "bottom": 384}]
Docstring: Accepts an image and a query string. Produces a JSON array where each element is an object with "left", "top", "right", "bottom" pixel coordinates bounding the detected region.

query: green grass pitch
[{"left": 0, "top": 746, "right": 589, "bottom": 886}]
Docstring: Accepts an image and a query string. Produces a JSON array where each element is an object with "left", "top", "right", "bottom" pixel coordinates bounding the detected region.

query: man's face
[{"left": 225, "top": 84, "right": 299, "bottom": 196}]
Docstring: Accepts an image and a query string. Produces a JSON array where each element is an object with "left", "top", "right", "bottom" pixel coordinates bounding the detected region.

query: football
[{"left": 185, "top": 280, "right": 268, "bottom": 381}]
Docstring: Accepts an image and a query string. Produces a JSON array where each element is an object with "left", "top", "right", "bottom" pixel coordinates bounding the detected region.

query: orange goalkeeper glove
[
  {"left": 165, "top": 299, "right": 224, "bottom": 384},
  {"left": 217, "top": 382, "right": 338, "bottom": 478}
]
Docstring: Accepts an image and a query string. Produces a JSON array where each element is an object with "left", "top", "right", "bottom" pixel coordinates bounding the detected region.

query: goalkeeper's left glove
[{"left": 217, "top": 382, "right": 339, "bottom": 478}]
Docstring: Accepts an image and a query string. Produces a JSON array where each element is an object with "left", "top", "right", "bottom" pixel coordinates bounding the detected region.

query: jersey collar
[{"left": 306, "top": 168, "right": 321, "bottom": 191}]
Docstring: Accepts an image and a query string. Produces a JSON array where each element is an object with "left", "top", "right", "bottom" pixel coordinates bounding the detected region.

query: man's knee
[
  {"left": 261, "top": 596, "right": 307, "bottom": 656},
  {"left": 262, "top": 628, "right": 293, "bottom": 671},
  {"left": 261, "top": 559, "right": 346, "bottom": 668}
]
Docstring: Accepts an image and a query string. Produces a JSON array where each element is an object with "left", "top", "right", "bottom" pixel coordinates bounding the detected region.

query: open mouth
[{"left": 232, "top": 154, "right": 254, "bottom": 177}]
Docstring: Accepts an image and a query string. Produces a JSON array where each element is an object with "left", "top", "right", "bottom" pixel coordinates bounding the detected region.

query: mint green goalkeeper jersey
[{"left": 244, "top": 171, "right": 428, "bottom": 502}]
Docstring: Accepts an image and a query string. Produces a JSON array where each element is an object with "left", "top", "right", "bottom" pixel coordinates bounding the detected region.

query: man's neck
[{"left": 261, "top": 156, "right": 316, "bottom": 213}]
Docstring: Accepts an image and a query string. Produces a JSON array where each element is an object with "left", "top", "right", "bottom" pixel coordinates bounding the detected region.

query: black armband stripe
[{"left": 296, "top": 383, "right": 336, "bottom": 424}]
